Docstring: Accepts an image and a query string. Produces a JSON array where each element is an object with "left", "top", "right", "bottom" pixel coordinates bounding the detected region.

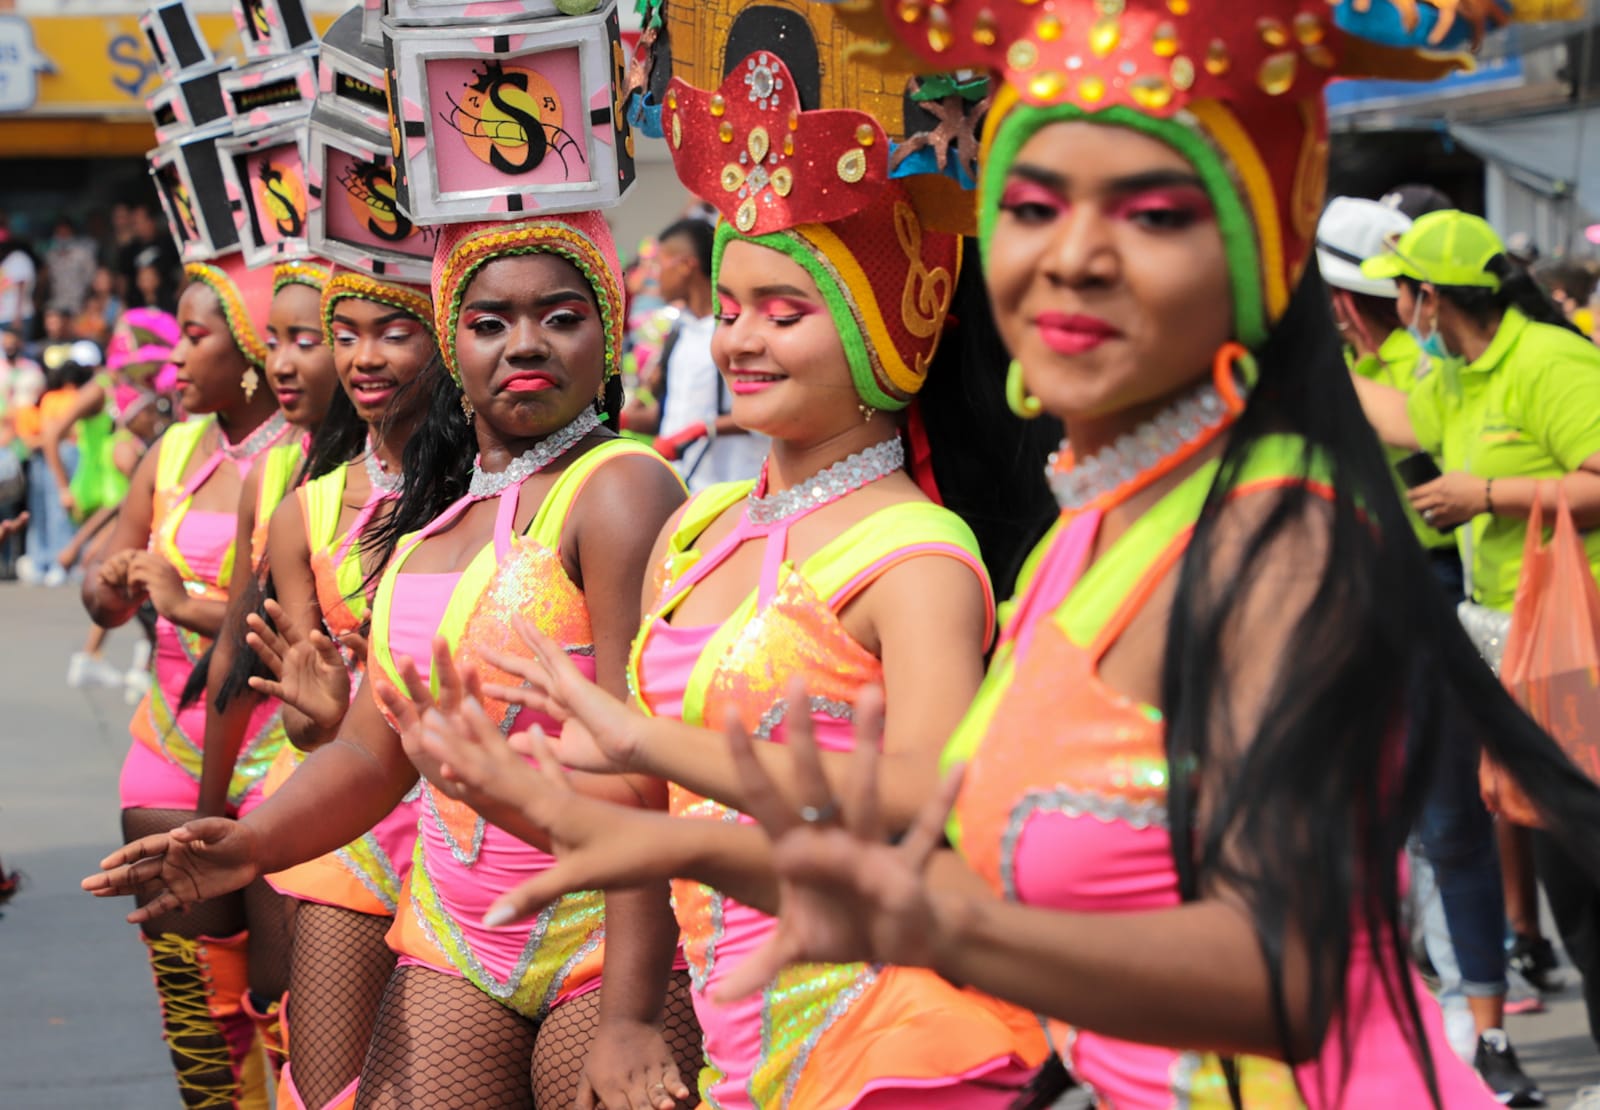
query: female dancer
[
  {"left": 186, "top": 257, "right": 346, "bottom": 1076},
  {"left": 244, "top": 267, "right": 440, "bottom": 1110},
  {"left": 405, "top": 2, "right": 1600, "bottom": 1106},
  {"left": 88, "top": 213, "right": 703, "bottom": 1110},
  {"left": 389, "top": 52, "right": 1049, "bottom": 1110},
  {"left": 82, "top": 252, "right": 293, "bottom": 1109}
]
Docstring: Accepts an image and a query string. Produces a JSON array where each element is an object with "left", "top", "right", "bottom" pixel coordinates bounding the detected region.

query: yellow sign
[{"left": 10, "top": 12, "right": 335, "bottom": 118}]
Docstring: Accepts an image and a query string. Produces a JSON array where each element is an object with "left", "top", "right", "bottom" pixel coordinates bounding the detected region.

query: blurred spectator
[
  {"left": 0, "top": 216, "right": 38, "bottom": 336},
  {"left": 117, "top": 204, "right": 178, "bottom": 310},
  {"left": 1505, "top": 232, "right": 1541, "bottom": 270},
  {"left": 73, "top": 266, "right": 122, "bottom": 349},
  {"left": 44, "top": 216, "right": 98, "bottom": 315},
  {"left": 648, "top": 217, "right": 767, "bottom": 492},
  {"left": 28, "top": 307, "right": 79, "bottom": 370},
  {"left": 1533, "top": 258, "right": 1598, "bottom": 337},
  {"left": 16, "top": 356, "right": 92, "bottom": 585},
  {"left": 1381, "top": 183, "right": 1455, "bottom": 220},
  {"left": 131, "top": 247, "right": 178, "bottom": 314}
]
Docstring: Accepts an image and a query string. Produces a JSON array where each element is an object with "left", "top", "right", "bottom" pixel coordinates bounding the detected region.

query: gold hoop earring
[{"left": 1006, "top": 359, "right": 1042, "bottom": 420}]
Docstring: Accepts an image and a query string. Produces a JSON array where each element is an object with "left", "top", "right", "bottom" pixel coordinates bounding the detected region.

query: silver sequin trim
[
  {"left": 410, "top": 872, "right": 560, "bottom": 1006},
  {"left": 536, "top": 920, "right": 606, "bottom": 1020},
  {"left": 333, "top": 832, "right": 402, "bottom": 913},
  {"left": 1000, "top": 788, "right": 1169, "bottom": 901},
  {"left": 467, "top": 409, "right": 599, "bottom": 498},
  {"left": 769, "top": 967, "right": 878, "bottom": 1108},
  {"left": 1048, "top": 383, "right": 1228, "bottom": 511},
  {"left": 422, "top": 781, "right": 487, "bottom": 866},
  {"left": 752, "top": 695, "right": 854, "bottom": 741},
  {"left": 745, "top": 439, "right": 904, "bottom": 526}
]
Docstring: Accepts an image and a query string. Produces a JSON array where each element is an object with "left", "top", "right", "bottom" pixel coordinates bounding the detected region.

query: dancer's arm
[
  {"left": 484, "top": 552, "right": 989, "bottom": 830},
  {"left": 87, "top": 675, "right": 422, "bottom": 924},
  {"left": 82, "top": 439, "right": 161, "bottom": 628},
  {"left": 244, "top": 494, "right": 354, "bottom": 749}
]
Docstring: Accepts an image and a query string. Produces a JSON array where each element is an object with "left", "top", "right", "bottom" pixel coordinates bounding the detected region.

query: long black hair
[
  {"left": 909, "top": 239, "right": 1060, "bottom": 599},
  {"left": 1403, "top": 252, "right": 1582, "bottom": 337},
  {"left": 1161, "top": 262, "right": 1600, "bottom": 1103}
]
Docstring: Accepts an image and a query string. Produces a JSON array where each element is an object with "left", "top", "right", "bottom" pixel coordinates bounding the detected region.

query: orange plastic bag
[{"left": 1480, "top": 484, "right": 1600, "bottom": 826}]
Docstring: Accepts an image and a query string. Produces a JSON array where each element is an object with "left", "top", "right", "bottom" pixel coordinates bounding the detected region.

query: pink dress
[
  {"left": 945, "top": 440, "right": 1499, "bottom": 1109},
  {"left": 119, "top": 417, "right": 290, "bottom": 814},
  {"left": 373, "top": 440, "right": 666, "bottom": 1019},
  {"left": 629, "top": 480, "right": 1048, "bottom": 1110},
  {"left": 263, "top": 463, "right": 421, "bottom": 916}
]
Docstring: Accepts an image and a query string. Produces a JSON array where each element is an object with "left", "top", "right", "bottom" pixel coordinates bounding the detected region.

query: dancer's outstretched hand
[
  {"left": 478, "top": 613, "right": 642, "bottom": 775},
  {"left": 579, "top": 1018, "right": 693, "bottom": 1110},
  {"left": 81, "top": 817, "right": 263, "bottom": 924},
  {"left": 477, "top": 727, "right": 669, "bottom": 927},
  {"left": 378, "top": 635, "right": 472, "bottom": 787},
  {"left": 714, "top": 682, "right": 966, "bottom": 1001},
  {"left": 246, "top": 599, "right": 352, "bottom": 732}
]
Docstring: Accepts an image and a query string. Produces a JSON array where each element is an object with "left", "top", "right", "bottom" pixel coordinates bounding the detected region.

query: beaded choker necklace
[
  {"left": 746, "top": 438, "right": 904, "bottom": 526},
  {"left": 467, "top": 408, "right": 600, "bottom": 498},
  {"left": 219, "top": 410, "right": 290, "bottom": 462},
  {"left": 1048, "top": 378, "right": 1242, "bottom": 514},
  {"left": 363, "top": 436, "right": 403, "bottom": 497}
]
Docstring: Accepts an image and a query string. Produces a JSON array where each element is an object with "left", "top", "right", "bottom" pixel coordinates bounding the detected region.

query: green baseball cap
[{"left": 1360, "top": 210, "right": 1506, "bottom": 290}]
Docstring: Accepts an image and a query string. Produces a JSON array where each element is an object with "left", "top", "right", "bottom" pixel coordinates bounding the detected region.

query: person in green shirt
[
  {"left": 1356, "top": 209, "right": 1600, "bottom": 1053},
  {"left": 1321, "top": 195, "right": 1534, "bottom": 1077}
]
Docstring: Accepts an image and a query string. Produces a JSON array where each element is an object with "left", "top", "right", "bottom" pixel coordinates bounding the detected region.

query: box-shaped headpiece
[
  {"left": 149, "top": 123, "right": 243, "bottom": 262},
  {"left": 231, "top": 0, "right": 319, "bottom": 60},
  {"left": 221, "top": 49, "right": 320, "bottom": 131},
  {"left": 384, "top": 0, "right": 635, "bottom": 223},
  {"left": 140, "top": 1, "right": 212, "bottom": 82},
  {"left": 146, "top": 62, "right": 234, "bottom": 145},
  {"left": 307, "top": 107, "right": 437, "bottom": 284},
  {"left": 218, "top": 119, "right": 314, "bottom": 266},
  {"left": 317, "top": 6, "right": 391, "bottom": 132}
]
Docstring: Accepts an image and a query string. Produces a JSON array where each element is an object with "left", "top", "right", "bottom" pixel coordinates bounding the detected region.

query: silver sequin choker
[
  {"left": 746, "top": 437, "right": 904, "bottom": 526},
  {"left": 1047, "top": 381, "right": 1232, "bottom": 512},
  {"left": 467, "top": 408, "right": 601, "bottom": 498},
  {"left": 363, "top": 437, "right": 403, "bottom": 497},
  {"left": 219, "top": 410, "right": 290, "bottom": 462}
]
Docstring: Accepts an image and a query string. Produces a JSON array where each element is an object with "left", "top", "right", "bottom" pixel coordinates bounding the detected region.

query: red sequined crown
[
  {"left": 865, "top": 0, "right": 1495, "bottom": 115},
  {"left": 665, "top": 53, "right": 890, "bottom": 237}
]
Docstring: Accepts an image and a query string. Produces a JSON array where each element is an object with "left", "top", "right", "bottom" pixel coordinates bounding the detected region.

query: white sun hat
[{"left": 1317, "top": 196, "right": 1414, "bottom": 299}]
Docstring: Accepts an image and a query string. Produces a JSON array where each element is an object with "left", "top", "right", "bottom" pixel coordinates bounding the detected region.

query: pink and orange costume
[
  {"left": 846, "top": 0, "right": 1526, "bottom": 1103},
  {"left": 368, "top": 216, "right": 671, "bottom": 1021},
  {"left": 627, "top": 53, "right": 1049, "bottom": 1108},
  {"left": 116, "top": 251, "right": 290, "bottom": 1110}
]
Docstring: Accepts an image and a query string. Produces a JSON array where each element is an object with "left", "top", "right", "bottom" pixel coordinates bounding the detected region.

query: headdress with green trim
[
  {"left": 824, "top": 0, "right": 1569, "bottom": 348},
  {"left": 430, "top": 213, "right": 624, "bottom": 386},
  {"left": 320, "top": 266, "right": 436, "bottom": 348},
  {"left": 184, "top": 251, "right": 276, "bottom": 368}
]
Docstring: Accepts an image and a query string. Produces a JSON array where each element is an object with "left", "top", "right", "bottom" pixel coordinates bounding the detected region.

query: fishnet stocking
[
  {"left": 355, "top": 964, "right": 536, "bottom": 1110},
  {"left": 287, "top": 904, "right": 396, "bottom": 1109},
  {"left": 123, "top": 808, "right": 245, "bottom": 940},
  {"left": 531, "top": 970, "right": 703, "bottom": 1110},
  {"left": 244, "top": 877, "right": 294, "bottom": 1001}
]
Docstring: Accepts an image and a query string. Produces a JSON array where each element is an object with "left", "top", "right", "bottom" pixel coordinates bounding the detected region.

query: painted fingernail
[{"left": 483, "top": 903, "right": 514, "bottom": 928}]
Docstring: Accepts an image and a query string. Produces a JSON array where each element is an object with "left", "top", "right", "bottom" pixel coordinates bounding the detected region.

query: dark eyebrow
[
  {"left": 462, "top": 289, "right": 593, "bottom": 313},
  {"left": 1007, "top": 162, "right": 1206, "bottom": 195},
  {"left": 329, "top": 310, "right": 415, "bottom": 328}
]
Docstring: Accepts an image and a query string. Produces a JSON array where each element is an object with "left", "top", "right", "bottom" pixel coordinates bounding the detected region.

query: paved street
[{"left": 3, "top": 581, "right": 1600, "bottom": 1107}]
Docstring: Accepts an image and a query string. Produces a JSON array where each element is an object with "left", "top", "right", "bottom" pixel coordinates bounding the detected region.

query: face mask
[{"left": 1407, "top": 290, "right": 1449, "bottom": 362}]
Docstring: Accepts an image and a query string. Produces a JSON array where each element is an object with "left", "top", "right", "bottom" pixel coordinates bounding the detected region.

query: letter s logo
[{"left": 109, "top": 33, "right": 155, "bottom": 100}]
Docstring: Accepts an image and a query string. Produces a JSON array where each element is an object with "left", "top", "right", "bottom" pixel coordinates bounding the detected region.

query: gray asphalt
[{"left": 3, "top": 582, "right": 1600, "bottom": 1108}]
